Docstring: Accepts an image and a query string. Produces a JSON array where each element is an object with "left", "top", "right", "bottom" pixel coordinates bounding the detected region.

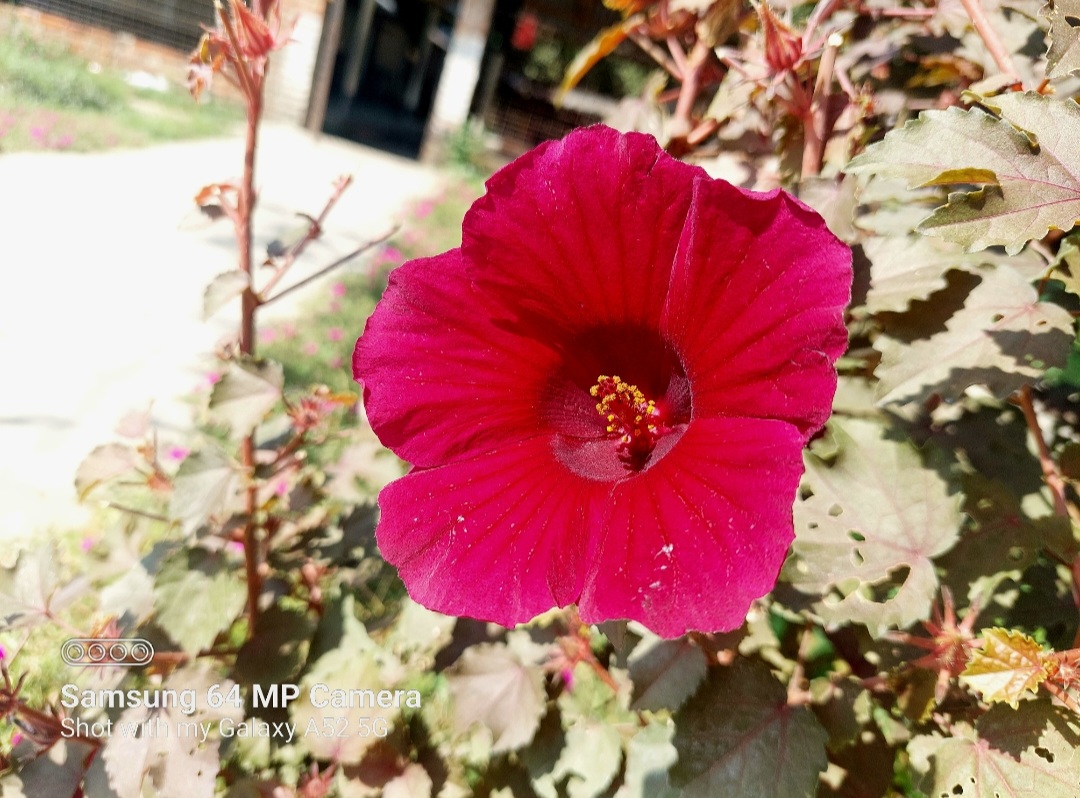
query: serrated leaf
[
  {"left": 1045, "top": 0, "right": 1080, "bottom": 77},
  {"left": 74, "top": 443, "right": 137, "bottom": 499},
  {"left": 628, "top": 633, "right": 708, "bottom": 712},
  {"left": 553, "top": 719, "right": 623, "bottom": 798},
  {"left": 383, "top": 764, "right": 432, "bottom": 798},
  {"left": 154, "top": 549, "right": 247, "bottom": 655},
  {"left": 961, "top": 628, "right": 1050, "bottom": 707},
  {"left": 616, "top": 718, "right": 678, "bottom": 798},
  {"left": 0, "top": 546, "right": 87, "bottom": 630},
  {"left": 291, "top": 606, "right": 399, "bottom": 765},
  {"left": 168, "top": 444, "right": 237, "bottom": 534},
  {"left": 790, "top": 419, "right": 962, "bottom": 636},
  {"left": 207, "top": 359, "right": 283, "bottom": 438},
  {"left": 846, "top": 96, "right": 1080, "bottom": 254},
  {"left": 669, "top": 658, "right": 828, "bottom": 798},
  {"left": 446, "top": 643, "right": 546, "bottom": 753},
  {"left": 863, "top": 236, "right": 1045, "bottom": 314},
  {"left": 874, "top": 266, "right": 1074, "bottom": 404},
  {"left": 909, "top": 702, "right": 1080, "bottom": 798},
  {"left": 202, "top": 270, "right": 249, "bottom": 320}
]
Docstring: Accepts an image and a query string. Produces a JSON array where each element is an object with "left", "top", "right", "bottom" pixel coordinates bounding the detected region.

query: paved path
[{"left": 0, "top": 123, "right": 441, "bottom": 541}]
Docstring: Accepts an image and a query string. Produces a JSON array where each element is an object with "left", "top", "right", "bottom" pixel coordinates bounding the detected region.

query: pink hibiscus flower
[{"left": 353, "top": 125, "right": 850, "bottom": 637}]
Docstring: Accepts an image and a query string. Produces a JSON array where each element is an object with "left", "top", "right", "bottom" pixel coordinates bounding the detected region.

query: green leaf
[
  {"left": 909, "top": 702, "right": 1080, "bottom": 797},
  {"left": 628, "top": 633, "right": 708, "bottom": 712},
  {"left": 1045, "top": 0, "right": 1080, "bottom": 77},
  {"left": 961, "top": 628, "right": 1050, "bottom": 707},
  {"left": 154, "top": 548, "right": 247, "bottom": 655},
  {"left": 201, "top": 270, "right": 249, "bottom": 321},
  {"left": 207, "top": 359, "right": 283, "bottom": 438},
  {"left": 234, "top": 604, "right": 316, "bottom": 685},
  {"left": 168, "top": 444, "right": 237, "bottom": 534},
  {"left": 846, "top": 96, "right": 1080, "bottom": 254},
  {"left": 552, "top": 716, "right": 623, "bottom": 798},
  {"left": 790, "top": 419, "right": 962, "bottom": 636},
  {"left": 7, "top": 740, "right": 95, "bottom": 798},
  {"left": 383, "top": 764, "right": 432, "bottom": 798},
  {"left": 446, "top": 643, "right": 547, "bottom": 753},
  {"left": 874, "top": 266, "right": 1074, "bottom": 405},
  {"left": 615, "top": 718, "right": 678, "bottom": 798},
  {"left": 669, "top": 658, "right": 828, "bottom": 798}
]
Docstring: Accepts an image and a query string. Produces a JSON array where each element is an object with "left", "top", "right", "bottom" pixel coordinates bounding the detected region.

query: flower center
[{"left": 590, "top": 375, "right": 668, "bottom": 463}]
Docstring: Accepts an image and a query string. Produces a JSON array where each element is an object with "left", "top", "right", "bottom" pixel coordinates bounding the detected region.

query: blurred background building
[{"left": 1, "top": 0, "right": 650, "bottom": 160}]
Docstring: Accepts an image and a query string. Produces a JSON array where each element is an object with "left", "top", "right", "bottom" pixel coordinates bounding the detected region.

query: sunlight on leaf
[
  {"left": 1044, "top": 0, "right": 1080, "bottom": 77},
  {"left": 207, "top": 359, "right": 284, "bottom": 438},
  {"left": 961, "top": 628, "right": 1051, "bottom": 707},
  {"left": 557, "top": 17, "right": 643, "bottom": 103}
]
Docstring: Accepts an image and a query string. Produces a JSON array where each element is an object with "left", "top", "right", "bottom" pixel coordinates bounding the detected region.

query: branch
[
  {"left": 1016, "top": 384, "right": 1069, "bottom": 517},
  {"left": 260, "top": 229, "right": 397, "bottom": 307},
  {"left": 958, "top": 0, "right": 1021, "bottom": 86}
]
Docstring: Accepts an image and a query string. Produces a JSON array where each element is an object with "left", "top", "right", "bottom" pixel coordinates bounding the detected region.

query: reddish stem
[
  {"left": 957, "top": 0, "right": 1021, "bottom": 86},
  {"left": 1016, "top": 384, "right": 1069, "bottom": 518}
]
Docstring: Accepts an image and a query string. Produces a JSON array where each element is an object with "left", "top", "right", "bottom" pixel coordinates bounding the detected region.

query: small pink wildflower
[
  {"left": 303, "top": 342, "right": 319, "bottom": 356},
  {"left": 11, "top": 733, "right": 22, "bottom": 747},
  {"left": 166, "top": 445, "right": 190, "bottom": 461},
  {"left": 206, "top": 371, "right": 222, "bottom": 386},
  {"left": 273, "top": 478, "right": 289, "bottom": 497},
  {"left": 327, "top": 327, "right": 343, "bottom": 342},
  {"left": 0, "top": 644, "right": 6, "bottom": 660},
  {"left": 330, "top": 282, "right": 347, "bottom": 298},
  {"left": 281, "top": 322, "right": 297, "bottom": 338},
  {"left": 329, "top": 356, "right": 343, "bottom": 369},
  {"left": 80, "top": 536, "right": 94, "bottom": 552},
  {"left": 259, "top": 327, "right": 278, "bottom": 344},
  {"left": 55, "top": 134, "right": 74, "bottom": 150},
  {"left": 414, "top": 199, "right": 436, "bottom": 219},
  {"left": 227, "top": 540, "right": 245, "bottom": 555},
  {"left": 380, "top": 245, "right": 404, "bottom": 264}
]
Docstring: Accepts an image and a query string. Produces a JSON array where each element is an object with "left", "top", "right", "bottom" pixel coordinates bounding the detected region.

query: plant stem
[
  {"left": 801, "top": 32, "right": 840, "bottom": 178},
  {"left": 958, "top": 0, "right": 1020, "bottom": 85},
  {"left": 260, "top": 230, "right": 396, "bottom": 307},
  {"left": 1017, "top": 384, "right": 1069, "bottom": 517}
]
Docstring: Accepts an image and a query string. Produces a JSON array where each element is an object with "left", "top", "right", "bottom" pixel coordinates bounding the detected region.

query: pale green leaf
[
  {"left": 154, "top": 548, "right": 247, "bottom": 655},
  {"left": 909, "top": 702, "right": 1080, "bottom": 797},
  {"left": 669, "top": 658, "right": 827, "bottom": 798},
  {"left": 846, "top": 96, "right": 1080, "bottom": 254},
  {"left": 961, "top": 628, "right": 1050, "bottom": 707},
  {"left": 874, "top": 266, "right": 1074, "bottom": 404},
  {"left": 74, "top": 443, "right": 137, "bottom": 499},
  {"left": 615, "top": 718, "right": 678, "bottom": 798},
  {"left": 790, "top": 419, "right": 962, "bottom": 636},
  {"left": 383, "top": 764, "right": 432, "bottom": 798},
  {"left": 552, "top": 719, "right": 623, "bottom": 798},
  {"left": 0, "top": 546, "right": 87, "bottom": 630},
  {"left": 1045, "top": 0, "right": 1080, "bottom": 77},
  {"left": 628, "top": 633, "right": 708, "bottom": 712},
  {"left": 446, "top": 643, "right": 547, "bottom": 753},
  {"left": 168, "top": 444, "right": 237, "bottom": 534},
  {"left": 207, "top": 359, "right": 283, "bottom": 438},
  {"left": 863, "top": 236, "right": 1045, "bottom": 314},
  {"left": 201, "top": 270, "right": 249, "bottom": 321}
]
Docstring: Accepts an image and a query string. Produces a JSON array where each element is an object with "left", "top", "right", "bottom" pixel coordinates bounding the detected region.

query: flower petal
[
  {"left": 662, "top": 180, "right": 851, "bottom": 436},
  {"left": 578, "top": 417, "right": 806, "bottom": 637},
  {"left": 463, "top": 125, "right": 703, "bottom": 332},
  {"left": 375, "top": 436, "right": 608, "bottom": 626},
  {"left": 354, "top": 250, "right": 559, "bottom": 467}
]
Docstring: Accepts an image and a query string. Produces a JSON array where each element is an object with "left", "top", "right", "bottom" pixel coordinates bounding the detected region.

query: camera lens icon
[{"left": 61, "top": 638, "right": 154, "bottom": 667}]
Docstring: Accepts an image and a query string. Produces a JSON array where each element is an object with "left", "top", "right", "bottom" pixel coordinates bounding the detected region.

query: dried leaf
[
  {"left": 846, "top": 95, "right": 1080, "bottom": 254},
  {"left": 874, "top": 266, "right": 1074, "bottom": 404},
  {"left": 961, "top": 628, "right": 1050, "bottom": 707},
  {"left": 669, "top": 658, "right": 828, "bottom": 797},
  {"left": 790, "top": 419, "right": 963, "bottom": 636},
  {"left": 557, "top": 17, "right": 643, "bottom": 102},
  {"left": 1045, "top": 0, "right": 1080, "bottom": 77}
]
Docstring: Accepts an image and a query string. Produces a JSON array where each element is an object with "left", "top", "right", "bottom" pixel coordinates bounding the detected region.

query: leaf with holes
[
  {"left": 446, "top": 642, "right": 547, "bottom": 754},
  {"left": 874, "top": 266, "right": 1074, "bottom": 405},
  {"left": 789, "top": 419, "right": 962, "bottom": 637},
  {"left": 909, "top": 702, "right": 1080, "bottom": 798},
  {"left": 1045, "top": 0, "right": 1080, "bottom": 77},
  {"left": 961, "top": 628, "right": 1051, "bottom": 707},
  {"left": 628, "top": 632, "right": 708, "bottom": 712},
  {"left": 845, "top": 95, "right": 1080, "bottom": 254},
  {"left": 207, "top": 359, "right": 283, "bottom": 438},
  {"left": 669, "top": 658, "right": 827, "bottom": 798}
]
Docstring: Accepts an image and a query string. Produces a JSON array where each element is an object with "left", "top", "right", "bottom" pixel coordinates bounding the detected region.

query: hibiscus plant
[{"left": 4, "top": 0, "right": 1080, "bottom": 796}]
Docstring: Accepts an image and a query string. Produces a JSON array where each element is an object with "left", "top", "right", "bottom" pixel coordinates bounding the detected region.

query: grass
[
  {"left": 0, "top": 30, "right": 243, "bottom": 153},
  {"left": 261, "top": 175, "right": 486, "bottom": 395}
]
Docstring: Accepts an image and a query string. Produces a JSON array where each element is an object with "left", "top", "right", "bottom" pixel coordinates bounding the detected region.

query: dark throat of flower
[{"left": 590, "top": 375, "right": 670, "bottom": 468}]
